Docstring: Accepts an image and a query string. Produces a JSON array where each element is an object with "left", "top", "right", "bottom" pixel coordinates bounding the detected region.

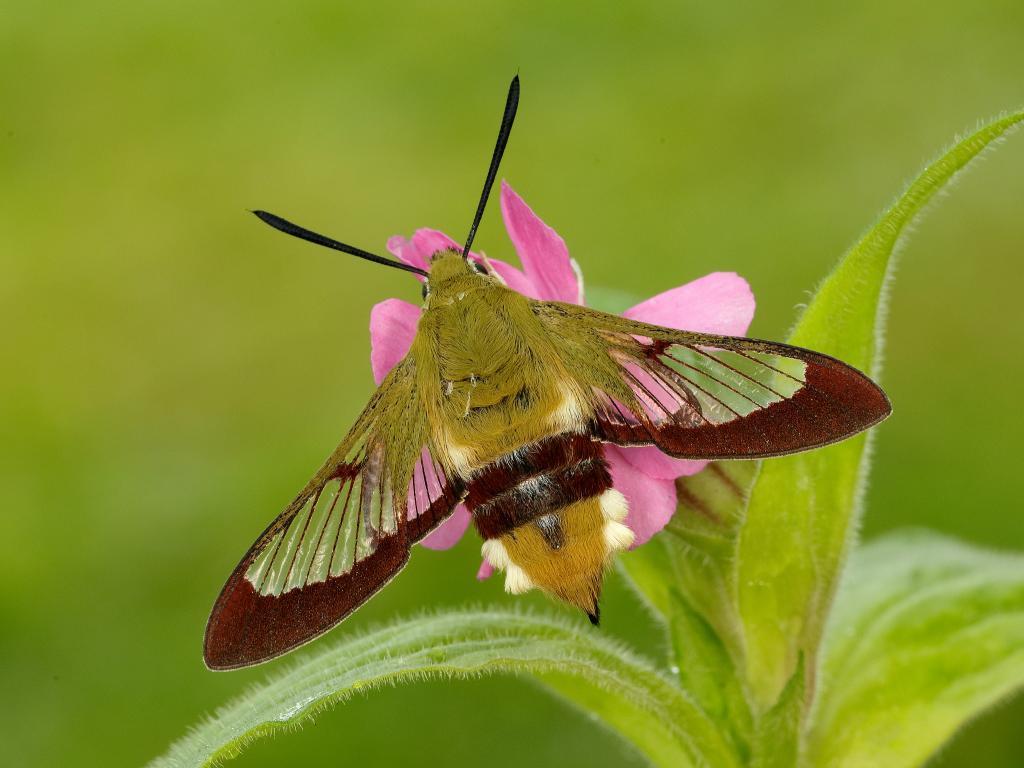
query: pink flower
[{"left": 370, "top": 181, "right": 755, "bottom": 577}]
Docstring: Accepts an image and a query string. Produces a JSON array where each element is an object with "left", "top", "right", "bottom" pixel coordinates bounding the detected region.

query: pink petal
[
  {"left": 386, "top": 236, "right": 429, "bottom": 277},
  {"left": 619, "top": 446, "right": 708, "bottom": 481},
  {"left": 369, "top": 298, "right": 420, "bottom": 385},
  {"left": 488, "top": 258, "right": 541, "bottom": 298},
  {"left": 500, "top": 181, "right": 581, "bottom": 304},
  {"left": 411, "top": 228, "right": 463, "bottom": 259},
  {"left": 420, "top": 504, "right": 471, "bottom": 550},
  {"left": 388, "top": 228, "right": 493, "bottom": 281},
  {"left": 476, "top": 559, "right": 494, "bottom": 580},
  {"left": 606, "top": 445, "right": 678, "bottom": 547},
  {"left": 623, "top": 272, "right": 755, "bottom": 336}
]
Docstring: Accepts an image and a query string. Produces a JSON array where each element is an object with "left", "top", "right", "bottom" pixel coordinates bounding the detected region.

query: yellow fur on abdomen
[{"left": 480, "top": 488, "right": 633, "bottom": 619}]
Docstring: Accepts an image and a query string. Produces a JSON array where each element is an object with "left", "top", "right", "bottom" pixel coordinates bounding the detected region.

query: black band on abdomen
[{"left": 467, "top": 434, "right": 612, "bottom": 540}]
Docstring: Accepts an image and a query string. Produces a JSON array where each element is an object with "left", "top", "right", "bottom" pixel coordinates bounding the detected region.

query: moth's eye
[
  {"left": 472, "top": 261, "right": 488, "bottom": 275},
  {"left": 421, "top": 281, "right": 430, "bottom": 300}
]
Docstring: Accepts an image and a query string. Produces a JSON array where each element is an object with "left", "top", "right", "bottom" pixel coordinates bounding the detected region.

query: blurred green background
[{"left": 3, "top": 2, "right": 1023, "bottom": 766}]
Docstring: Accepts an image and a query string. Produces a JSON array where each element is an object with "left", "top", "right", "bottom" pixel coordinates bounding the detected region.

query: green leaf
[
  {"left": 619, "top": 462, "right": 756, "bottom": 651},
  {"left": 806, "top": 530, "right": 1024, "bottom": 768},
  {"left": 148, "top": 610, "right": 739, "bottom": 768},
  {"left": 620, "top": 465, "right": 758, "bottom": 758},
  {"left": 733, "top": 110, "right": 1024, "bottom": 708},
  {"left": 663, "top": 463, "right": 757, "bottom": 660},
  {"left": 667, "top": 591, "right": 754, "bottom": 759},
  {"left": 752, "top": 656, "right": 806, "bottom": 768}
]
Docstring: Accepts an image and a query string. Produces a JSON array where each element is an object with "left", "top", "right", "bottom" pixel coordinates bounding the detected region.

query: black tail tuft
[{"left": 586, "top": 604, "right": 601, "bottom": 627}]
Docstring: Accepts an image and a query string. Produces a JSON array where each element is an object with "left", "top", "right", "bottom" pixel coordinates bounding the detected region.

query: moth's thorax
[{"left": 413, "top": 252, "right": 592, "bottom": 474}]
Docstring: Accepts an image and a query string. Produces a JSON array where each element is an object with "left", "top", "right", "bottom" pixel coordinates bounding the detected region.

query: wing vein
[
  {"left": 620, "top": 364, "right": 679, "bottom": 421},
  {"left": 283, "top": 493, "right": 318, "bottom": 590},
  {"left": 684, "top": 347, "right": 790, "bottom": 402},
  {"left": 329, "top": 462, "right": 359, "bottom": 576},
  {"left": 304, "top": 477, "right": 343, "bottom": 585},
  {"left": 647, "top": 357, "right": 743, "bottom": 418},
  {"left": 671, "top": 348, "right": 766, "bottom": 412},
  {"left": 732, "top": 348, "right": 805, "bottom": 384},
  {"left": 643, "top": 357, "right": 713, "bottom": 426}
]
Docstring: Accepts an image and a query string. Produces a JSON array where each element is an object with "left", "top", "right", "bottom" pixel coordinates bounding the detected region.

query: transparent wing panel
[{"left": 243, "top": 452, "right": 394, "bottom": 597}]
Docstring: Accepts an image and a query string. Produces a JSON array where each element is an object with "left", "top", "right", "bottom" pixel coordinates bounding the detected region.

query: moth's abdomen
[
  {"left": 466, "top": 434, "right": 633, "bottom": 619},
  {"left": 467, "top": 434, "right": 609, "bottom": 538}
]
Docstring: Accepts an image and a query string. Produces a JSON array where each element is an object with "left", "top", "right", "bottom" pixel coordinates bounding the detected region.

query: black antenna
[
  {"left": 251, "top": 210, "right": 428, "bottom": 278},
  {"left": 462, "top": 75, "right": 520, "bottom": 259}
]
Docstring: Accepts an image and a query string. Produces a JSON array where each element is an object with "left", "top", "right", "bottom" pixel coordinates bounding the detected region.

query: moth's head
[{"left": 420, "top": 249, "right": 499, "bottom": 305}]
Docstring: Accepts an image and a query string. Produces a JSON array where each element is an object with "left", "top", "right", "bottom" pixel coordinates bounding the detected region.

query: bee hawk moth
[{"left": 204, "top": 76, "right": 890, "bottom": 670}]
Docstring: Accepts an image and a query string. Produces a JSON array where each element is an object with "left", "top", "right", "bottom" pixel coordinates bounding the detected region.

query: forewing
[
  {"left": 534, "top": 302, "right": 891, "bottom": 459},
  {"left": 204, "top": 359, "right": 463, "bottom": 670}
]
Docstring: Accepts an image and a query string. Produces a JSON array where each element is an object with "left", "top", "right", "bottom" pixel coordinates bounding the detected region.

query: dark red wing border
[
  {"left": 593, "top": 341, "right": 891, "bottom": 460},
  {"left": 203, "top": 533, "right": 410, "bottom": 670},
  {"left": 204, "top": 460, "right": 463, "bottom": 671}
]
